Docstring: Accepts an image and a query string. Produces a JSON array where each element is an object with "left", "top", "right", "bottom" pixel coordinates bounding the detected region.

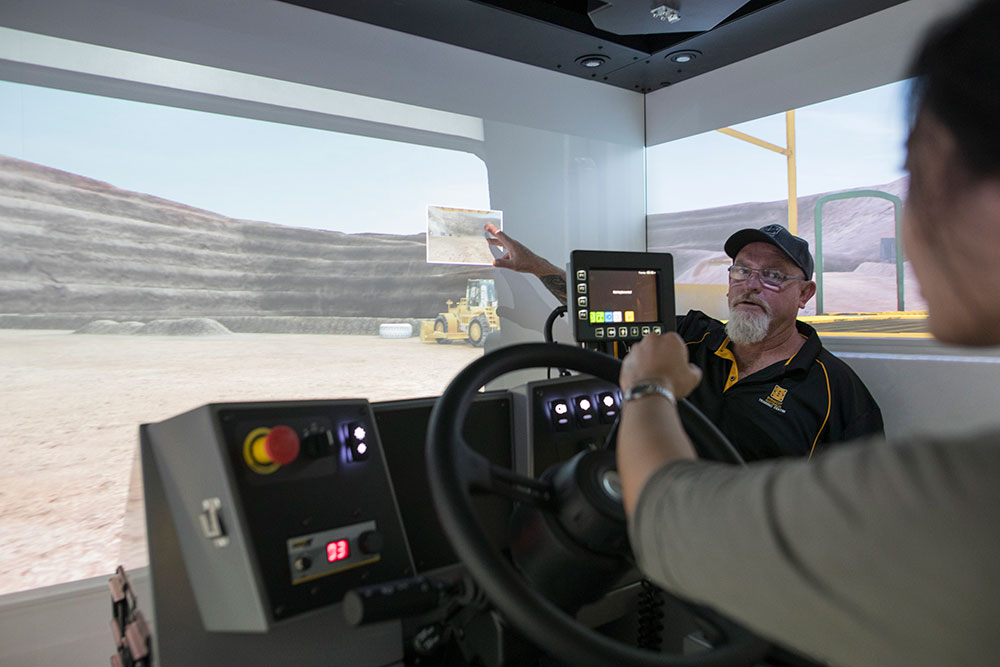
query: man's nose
[{"left": 743, "top": 270, "right": 765, "bottom": 289}]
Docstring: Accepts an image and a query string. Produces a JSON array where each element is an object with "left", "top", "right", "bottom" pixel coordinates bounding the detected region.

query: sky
[
  {"left": 0, "top": 80, "right": 491, "bottom": 235},
  {"left": 646, "top": 79, "right": 911, "bottom": 214},
  {"left": 0, "top": 77, "right": 910, "bottom": 229}
]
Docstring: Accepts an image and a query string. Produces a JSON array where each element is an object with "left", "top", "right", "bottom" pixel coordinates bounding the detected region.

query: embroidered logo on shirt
[{"left": 759, "top": 385, "right": 788, "bottom": 413}]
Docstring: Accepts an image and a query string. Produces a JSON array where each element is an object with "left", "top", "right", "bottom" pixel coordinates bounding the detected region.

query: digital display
[
  {"left": 326, "top": 539, "right": 350, "bottom": 563},
  {"left": 571, "top": 249, "right": 674, "bottom": 343},
  {"left": 586, "top": 269, "right": 659, "bottom": 324}
]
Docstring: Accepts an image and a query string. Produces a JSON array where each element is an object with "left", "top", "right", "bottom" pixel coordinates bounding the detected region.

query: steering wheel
[{"left": 426, "top": 342, "right": 769, "bottom": 666}]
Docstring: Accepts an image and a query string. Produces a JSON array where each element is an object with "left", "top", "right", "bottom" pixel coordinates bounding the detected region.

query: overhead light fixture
[
  {"left": 651, "top": 5, "right": 681, "bottom": 23},
  {"left": 590, "top": 0, "right": 745, "bottom": 36},
  {"left": 666, "top": 50, "right": 701, "bottom": 64},
  {"left": 575, "top": 54, "right": 608, "bottom": 68}
]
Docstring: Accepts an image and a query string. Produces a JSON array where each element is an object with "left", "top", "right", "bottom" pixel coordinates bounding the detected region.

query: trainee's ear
[{"left": 798, "top": 280, "right": 817, "bottom": 308}]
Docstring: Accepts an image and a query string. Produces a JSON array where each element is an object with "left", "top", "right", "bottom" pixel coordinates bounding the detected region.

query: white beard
[{"left": 726, "top": 308, "right": 772, "bottom": 344}]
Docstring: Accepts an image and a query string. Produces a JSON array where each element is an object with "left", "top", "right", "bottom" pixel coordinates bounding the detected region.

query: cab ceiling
[{"left": 277, "top": 0, "right": 908, "bottom": 93}]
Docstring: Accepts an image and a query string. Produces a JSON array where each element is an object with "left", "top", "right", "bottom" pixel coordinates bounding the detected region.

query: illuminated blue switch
[
  {"left": 549, "top": 399, "right": 572, "bottom": 431},
  {"left": 574, "top": 395, "right": 597, "bottom": 427},
  {"left": 345, "top": 422, "right": 370, "bottom": 461},
  {"left": 597, "top": 391, "right": 619, "bottom": 424}
]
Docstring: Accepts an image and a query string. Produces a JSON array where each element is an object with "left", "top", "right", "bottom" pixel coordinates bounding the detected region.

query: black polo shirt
[{"left": 677, "top": 310, "right": 884, "bottom": 462}]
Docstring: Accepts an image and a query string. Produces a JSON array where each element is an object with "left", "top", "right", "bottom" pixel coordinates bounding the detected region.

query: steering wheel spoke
[
  {"left": 451, "top": 440, "right": 555, "bottom": 507},
  {"left": 482, "top": 462, "right": 553, "bottom": 507}
]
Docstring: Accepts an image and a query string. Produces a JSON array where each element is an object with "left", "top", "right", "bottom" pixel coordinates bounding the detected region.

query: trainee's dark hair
[{"left": 908, "top": 0, "right": 1000, "bottom": 177}]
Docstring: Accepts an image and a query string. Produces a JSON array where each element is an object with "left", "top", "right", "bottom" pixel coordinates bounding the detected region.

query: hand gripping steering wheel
[{"left": 426, "top": 342, "right": 769, "bottom": 666}]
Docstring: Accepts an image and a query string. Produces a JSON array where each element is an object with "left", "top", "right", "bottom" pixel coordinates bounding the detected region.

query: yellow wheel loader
[{"left": 420, "top": 279, "right": 500, "bottom": 347}]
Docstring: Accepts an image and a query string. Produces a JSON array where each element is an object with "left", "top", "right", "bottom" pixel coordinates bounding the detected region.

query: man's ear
[{"left": 798, "top": 280, "right": 817, "bottom": 308}]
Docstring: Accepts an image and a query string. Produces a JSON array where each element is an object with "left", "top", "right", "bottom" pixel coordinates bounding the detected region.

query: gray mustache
[{"left": 731, "top": 292, "right": 770, "bottom": 314}]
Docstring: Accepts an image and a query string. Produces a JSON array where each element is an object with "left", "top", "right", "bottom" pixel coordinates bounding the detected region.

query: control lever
[{"left": 343, "top": 575, "right": 468, "bottom": 626}]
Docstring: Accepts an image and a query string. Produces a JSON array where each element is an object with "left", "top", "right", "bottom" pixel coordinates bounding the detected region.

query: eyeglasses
[{"left": 728, "top": 264, "right": 804, "bottom": 290}]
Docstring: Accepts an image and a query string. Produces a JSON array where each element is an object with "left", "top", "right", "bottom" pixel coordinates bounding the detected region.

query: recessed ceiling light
[
  {"left": 575, "top": 54, "right": 608, "bottom": 68},
  {"left": 666, "top": 50, "right": 701, "bottom": 64}
]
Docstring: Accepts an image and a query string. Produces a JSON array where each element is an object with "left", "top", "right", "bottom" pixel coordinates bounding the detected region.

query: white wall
[{"left": 824, "top": 337, "right": 1000, "bottom": 441}]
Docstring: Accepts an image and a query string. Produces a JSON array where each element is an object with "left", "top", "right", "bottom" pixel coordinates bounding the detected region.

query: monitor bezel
[{"left": 569, "top": 250, "right": 675, "bottom": 344}]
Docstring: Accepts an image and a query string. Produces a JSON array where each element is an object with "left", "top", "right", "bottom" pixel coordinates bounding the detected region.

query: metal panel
[{"left": 141, "top": 429, "right": 404, "bottom": 665}]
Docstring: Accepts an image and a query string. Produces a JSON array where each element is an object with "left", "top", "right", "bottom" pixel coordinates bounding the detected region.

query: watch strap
[{"left": 623, "top": 383, "right": 676, "bottom": 405}]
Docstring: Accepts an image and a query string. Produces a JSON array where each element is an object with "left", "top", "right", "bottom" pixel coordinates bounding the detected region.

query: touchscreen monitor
[{"left": 570, "top": 250, "right": 675, "bottom": 344}]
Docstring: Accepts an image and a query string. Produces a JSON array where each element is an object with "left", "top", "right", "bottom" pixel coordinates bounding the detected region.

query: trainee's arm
[
  {"left": 629, "top": 436, "right": 1000, "bottom": 667},
  {"left": 616, "top": 332, "right": 700, "bottom": 514}
]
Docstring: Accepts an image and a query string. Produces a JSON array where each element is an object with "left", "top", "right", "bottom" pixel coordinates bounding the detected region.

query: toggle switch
[
  {"left": 346, "top": 422, "right": 370, "bottom": 462},
  {"left": 597, "top": 391, "right": 620, "bottom": 423},
  {"left": 199, "top": 498, "right": 229, "bottom": 548},
  {"left": 302, "top": 428, "right": 336, "bottom": 458},
  {"left": 574, "top": 395, "right": 597, "bottom": 427}
]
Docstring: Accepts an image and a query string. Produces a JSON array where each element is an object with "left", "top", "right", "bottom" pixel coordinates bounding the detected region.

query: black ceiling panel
[{"left": 277, "top": 0, "right": 908, "bottom": 92}]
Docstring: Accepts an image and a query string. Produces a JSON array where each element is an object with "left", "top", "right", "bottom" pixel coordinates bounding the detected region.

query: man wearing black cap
[
  {"left": 485, "top": 222, "right": 883, "bottom": 461},
  {"left": 676, "top": 224, "right": 882, "bottom": 460}
]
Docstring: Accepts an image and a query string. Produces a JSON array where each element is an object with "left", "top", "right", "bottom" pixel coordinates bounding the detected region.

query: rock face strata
[
  {"left": 647, "top": 176, "right": 909, "bottom": 280},
  {"left": 0, "top": 154, "right": 490, "bottom": 331}
]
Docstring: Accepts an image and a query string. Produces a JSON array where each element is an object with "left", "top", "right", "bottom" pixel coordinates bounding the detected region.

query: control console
[
  {"left": 523, "top": 375, "right": 621, "bottom": 477},
  {"left": 141, "top": 400, "right": 413, "bottom": 634}
]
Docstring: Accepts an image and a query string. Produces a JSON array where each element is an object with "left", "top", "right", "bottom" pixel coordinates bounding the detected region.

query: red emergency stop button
[
  {"left": 243, "top": 425, "right": 301, "bottom": 474},
  {"left": 265, "top": 425, "right": 300, "bottom": 465}
]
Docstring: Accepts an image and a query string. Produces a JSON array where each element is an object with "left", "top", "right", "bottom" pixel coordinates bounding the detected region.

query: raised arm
[
  {"left": 485, "top": 222, "right": 567, "bottom": 305},
  {"left": 617, "top": 332, "right": 702, "bottom": 515}
]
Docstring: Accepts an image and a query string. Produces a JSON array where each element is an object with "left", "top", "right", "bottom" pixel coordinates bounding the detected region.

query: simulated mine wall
[{"left": 0, "top": 155, "right": 491, "bottom": 330}]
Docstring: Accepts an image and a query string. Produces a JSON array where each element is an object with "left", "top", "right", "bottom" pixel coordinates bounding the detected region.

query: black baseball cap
[{"left": 724, "top": 224, "right": 814, "bottom": 279}]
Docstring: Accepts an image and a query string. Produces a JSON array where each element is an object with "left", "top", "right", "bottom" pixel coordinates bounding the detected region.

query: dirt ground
[{"left": 0, "top": 330, "right": 483, "bottom": 596}]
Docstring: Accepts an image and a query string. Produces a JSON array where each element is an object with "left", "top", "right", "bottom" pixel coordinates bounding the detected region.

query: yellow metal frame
[
  {"left": 799, "top": 311, "right": 931, "bottom": 339},
  {"left": 717, "top": 110, "right": 797, "bottom": 234}
]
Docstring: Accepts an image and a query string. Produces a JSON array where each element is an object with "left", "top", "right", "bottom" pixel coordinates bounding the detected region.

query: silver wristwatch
[{"left": 622, "top": 383, "right": 676, "bottom": 405}]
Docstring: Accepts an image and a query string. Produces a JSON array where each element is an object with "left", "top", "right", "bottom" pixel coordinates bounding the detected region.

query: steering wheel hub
[{"left": 509, "top": 448, "right": 631, "bottom": 611}]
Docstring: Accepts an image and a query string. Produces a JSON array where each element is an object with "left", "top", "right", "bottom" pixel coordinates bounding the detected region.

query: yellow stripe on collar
[{"left": 715, "top": 337, "right": 739, "bottom": 391}]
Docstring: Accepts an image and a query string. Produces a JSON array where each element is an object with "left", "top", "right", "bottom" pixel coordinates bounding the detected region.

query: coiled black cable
[
  {"left": 543, "top": 305, "right": 567, "bottom": 343},
  {"left": 543, "top": 305, "right": 572, "bottom": 378},
  {"left": 637, "top": 578, "right": 666, "bottom": 651}
]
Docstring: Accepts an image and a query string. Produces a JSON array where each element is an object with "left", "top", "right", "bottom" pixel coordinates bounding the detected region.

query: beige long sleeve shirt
[{"left": 629, "top": 432, "right": 1000, "bottom": 667}]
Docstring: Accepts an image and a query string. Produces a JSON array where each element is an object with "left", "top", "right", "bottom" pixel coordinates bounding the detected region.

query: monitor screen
[
  {"left": 373, "top": 393, "right": 513, "bottom": 574},
  {"left": 570, "top": 250, "right": 675, "bottom": 344},
  {"left": 585, "top": 268, "right": 660, "bottom": 325}
]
